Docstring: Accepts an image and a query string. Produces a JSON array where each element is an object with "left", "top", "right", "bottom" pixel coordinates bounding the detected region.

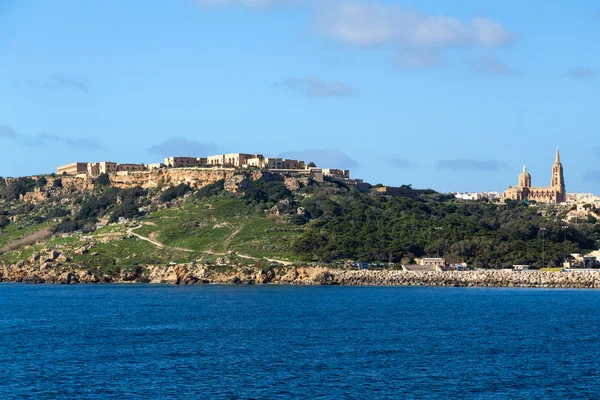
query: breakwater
[{"left": 2, "top": 263, "right": 600, "bottom": 288}]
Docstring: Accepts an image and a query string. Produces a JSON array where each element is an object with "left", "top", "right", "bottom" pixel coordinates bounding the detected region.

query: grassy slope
[
  {"left": 0, "top": 223, "right": 51, "bottom": 249},
  {"left": 135, "top": 195, "right": 303, "bottom": 259},
  {"left": 0, "top": 195, "right": 304, "bottom": 270}
]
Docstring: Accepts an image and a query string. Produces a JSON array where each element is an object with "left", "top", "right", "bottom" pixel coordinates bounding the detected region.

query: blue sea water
[{"left": 0, "top": 285, "right": 599, "bottom": 399}]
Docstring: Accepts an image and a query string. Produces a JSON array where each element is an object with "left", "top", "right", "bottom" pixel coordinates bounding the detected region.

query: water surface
[{"left": 1, "top": 284, "right": 599, "bottom": 399}]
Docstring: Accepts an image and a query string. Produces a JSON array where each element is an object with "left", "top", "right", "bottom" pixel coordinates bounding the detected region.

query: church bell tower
[{"left": 551, "top": 148, "right": 566, "bottom": 202}]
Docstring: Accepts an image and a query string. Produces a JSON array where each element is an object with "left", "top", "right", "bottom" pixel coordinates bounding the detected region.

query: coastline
[{"left": 2, "top": 264, "right": 600, "bottom": 289}]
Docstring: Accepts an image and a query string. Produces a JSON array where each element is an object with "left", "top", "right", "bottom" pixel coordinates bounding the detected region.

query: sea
[{"left": 0, "top": 284, "right": 599, "bottom": 399}]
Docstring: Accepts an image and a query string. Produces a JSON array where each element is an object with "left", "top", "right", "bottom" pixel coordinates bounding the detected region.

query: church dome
[{"left": 518, "top": 165, "right": 531, "bottom": 187}]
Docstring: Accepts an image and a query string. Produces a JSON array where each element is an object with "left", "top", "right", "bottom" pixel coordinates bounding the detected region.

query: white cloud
[
  {"left": 316, "top": 3, "right": 513, "bottom": 49},
  {"left": 197, "top": 0, "right": 515, "bottom": 69}
]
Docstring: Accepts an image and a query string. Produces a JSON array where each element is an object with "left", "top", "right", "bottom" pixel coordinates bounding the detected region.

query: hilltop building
[
  {"left": 164, "top": 157, "right": 207, "bottom": 168},
  {"left": 57, "top": 162, "right": 88, "bottom": 175},
  {"left": 55, "top": 151, "right": 353, "bottom": 183},
  {"left": 502, "top": 149, "right": 566, "bottom": 204},
  {"left": 57, "top": 161, "right": 144, "bottom": 176}
]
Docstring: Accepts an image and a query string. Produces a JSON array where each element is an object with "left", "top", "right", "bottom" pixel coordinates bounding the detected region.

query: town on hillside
[{"left": 56, "top": 153, "right": 360, "bottom": 185}]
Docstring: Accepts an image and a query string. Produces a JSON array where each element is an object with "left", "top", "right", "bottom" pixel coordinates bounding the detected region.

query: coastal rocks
[
  {"left": 22, "top": 274, "right": 45, "bottom": 284},
  {"left": 58, "top": 272, "right": 73, "bottom": 284},
  {"left": 3, "top": 260, "right": 600, "bottom": 288},
  {"left": 77, "top": 270, "right": 100, "bottom": 284}
]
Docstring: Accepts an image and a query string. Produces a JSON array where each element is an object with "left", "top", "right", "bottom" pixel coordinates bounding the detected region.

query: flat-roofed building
[
  {"left": 57, "top": 162, "right": 88, "bottom": 175},
  {"left": 224, "top": 153, "right": 252, "bottom": 167},
  {"left": 164, "top": 157, "right": 206, "bottom": 168},
  {"left": 322, "top": 169, "right": 350, "bottom": 179},
  {"left": 415, "top": 257, "right": 445, "bottom": 268},
  {"left": 246, "top": 155, "right": 265, "bottom": 168},
  {"left": 117, "top": 163, "right": 146, "bottom": 172},
  {"left": 87, "top": 163, "right": 100, "bottom": 176},
  {"left": 99, "top": 162, "right": 118, "bottom": 174},
  {"left": 247, "top": 157, "right": 305, "bottom": 169},
  {"left": 147, "top": 163, "right": 165, "bottom": 170},
  {"left": 207, "top": 154, "right": 226, "bottom": 166}
]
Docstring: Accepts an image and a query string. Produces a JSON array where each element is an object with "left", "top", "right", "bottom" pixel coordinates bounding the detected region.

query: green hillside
[{"left": 1, "top": 173, "right": 599, "bottom": 270}]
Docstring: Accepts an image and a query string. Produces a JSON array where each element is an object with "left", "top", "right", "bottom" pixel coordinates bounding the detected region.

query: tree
[
  {"left": 36, "top": 176, "right": 48, "bottom": 188},
  {"left": 307, "top": 162, "right": 316, "bottom": 168},
  {"left": 95, "top": 173, "right": 110, "bottom": 187},
  {"left": 52, "top": 178, "right": 63, "bottom": 188}
]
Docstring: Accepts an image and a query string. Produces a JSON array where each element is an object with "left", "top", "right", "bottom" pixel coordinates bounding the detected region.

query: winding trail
[
  {"left": 127, "top": 225, "right": 193, "bottom": 253},
  {"left": 127, "top": 225, "right": 293, "bottom": 264}
]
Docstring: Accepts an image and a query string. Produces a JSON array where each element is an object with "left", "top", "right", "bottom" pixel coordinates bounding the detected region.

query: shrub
[
  {"left": 95, "top": 174, "right": 110, "bottom": 187},
  {"left": 160, "top": 184, "right": 191, "bottom": 202},
  {"left": 197, "top": 180, "right": 225, "bottom": 200}
]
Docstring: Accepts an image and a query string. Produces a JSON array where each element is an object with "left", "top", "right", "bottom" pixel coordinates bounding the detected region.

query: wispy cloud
[
  {"left": 564, "top": 67, "right": 596, "bottom": 79},
  {"left": 0, "top": 125, "right": 18, "bottom": 139},
  {"left": 315, "top": 3, "right": 513, "bottom": 49},
  {"left": 147, "top": 137, "right": 218, "bottom": 157},
  {"left": 583, "top": 170, "right": 600, "bottom": 182},
  {"left": 280, "top": 148, "right": 359, "bottom": 169},
  {"left": 9, "top": 73, "right": 89, "bottom": 93},
  {"left": 197, "top": 0, "right": 514, "bottom": 69},
  {"left": 273, "top": 77, "right": 358, "bottom": 98},
  {"left": 436, "top": 158, "right": 508, "bottom": 172},
  {"left": 390, "top": 157, "right": 415, "bottom": 169},
  {"left": 0, "top": 124, "right": 101, "bottom": 149},
  {"left": 44, "top": 73, "right": 89, "bottom": 93},
  {"left": 471, "top": 54, "right": 519, "bottom": 76}
]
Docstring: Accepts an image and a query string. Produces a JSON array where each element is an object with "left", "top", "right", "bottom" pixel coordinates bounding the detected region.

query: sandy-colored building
[
  {"left": 502, "top": 149, "right": 566, "bottom": 204},
  {"left": 207, "top": 153, "right": 255, "bottom": 167},
  {"left": 322, "top": 169, "right": 350, "bottom": 179},
  {"left": 164, "top": 157, "right": 207, "bottom": 168},
  {"left": 87, "top": 163, "right": 100, "bottom": 176},
  {"left": 246, "top": 156, "right": 304, "bottom": 169},
  {"left": 415, "top": 258, "right": 445, "bottom": 267},
  {"left": 57, "top": 162, "right": 88, "bottom": 175},
  {"left": 99, "top": 162, "right": 118, "bottom": 174},
  {"left": 224, "top": 153, "right": 252, "bottom": 167},
  {"left": 117, "top": 164, "right": 146, "bottom": 172},
  {"left": 147, "top": 163, "right": 165, "bottom": 170},
  {"left": 207, "top": 154, "right": 226, "bottom": 166}
]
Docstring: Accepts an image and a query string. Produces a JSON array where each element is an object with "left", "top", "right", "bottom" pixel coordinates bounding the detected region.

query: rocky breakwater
[
  {"left": 327, "top": 269, "right": 600, "bottom": 289},
  {"left": 3, "top": 262, "right": 600, "bottom": 288}
]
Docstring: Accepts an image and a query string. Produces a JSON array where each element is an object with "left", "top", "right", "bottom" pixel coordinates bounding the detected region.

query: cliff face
[
  {"left": 2, "top": 261, "right": 600, "bottom": 289},
  {"left": 108, "top": 169, "right": 238, "bottom": 189}
]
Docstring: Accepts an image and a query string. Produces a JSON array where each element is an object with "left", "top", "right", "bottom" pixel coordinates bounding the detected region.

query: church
[{"left": 502, "top": 149, "right": 566, "bottom": 203}]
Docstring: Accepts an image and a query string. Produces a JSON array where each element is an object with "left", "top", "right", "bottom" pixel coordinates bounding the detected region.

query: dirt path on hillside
[
  {"left": 127, "top": 225, "right": 194, "bottom": 253},
  {"left": 127, "top": 226, "right": 293, "bottom": 265}
]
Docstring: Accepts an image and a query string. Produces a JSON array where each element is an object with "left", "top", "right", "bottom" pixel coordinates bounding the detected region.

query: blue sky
[{"left": 1, "top": 0, "right": 599, "bottom": 193}]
